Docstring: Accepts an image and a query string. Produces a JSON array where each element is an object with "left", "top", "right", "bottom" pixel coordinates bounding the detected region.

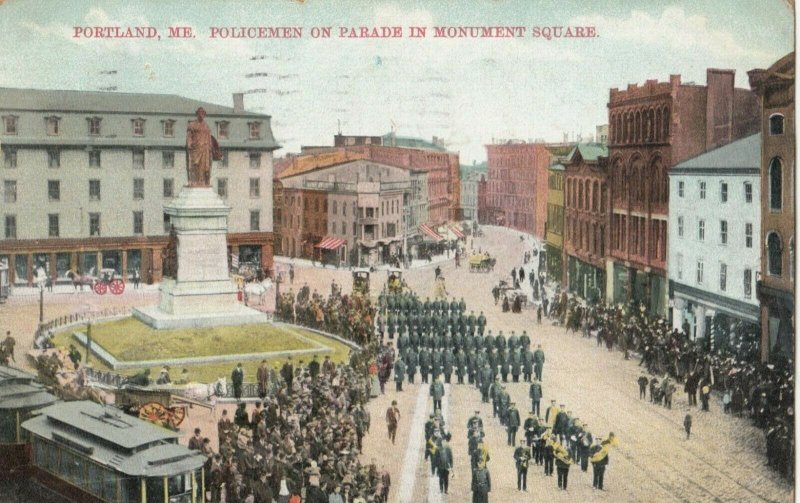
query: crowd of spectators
[{"left": 545, "top": 290, "right": 794, "bottom": 480}]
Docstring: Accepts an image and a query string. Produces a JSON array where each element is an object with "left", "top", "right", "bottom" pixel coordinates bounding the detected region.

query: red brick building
[
  {"left": 482, "top": 142, "right": 551, "bottom": 238},
  {"left": 607, "top": 69, "right": 760, "bottom": 314},
  {"left": 563, "top": 144, "right": 609, "bottom": 302},
  {"left": 749, "top": 52, "right": 795, "bottom": 362}
]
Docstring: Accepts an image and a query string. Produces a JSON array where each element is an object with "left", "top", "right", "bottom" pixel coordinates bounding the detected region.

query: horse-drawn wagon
[
  {"left": 352, "top": 268, "right": 370, "bottom": 296},
  {"left": 468, "top": 253, "right": 496, "bottom": 273}
]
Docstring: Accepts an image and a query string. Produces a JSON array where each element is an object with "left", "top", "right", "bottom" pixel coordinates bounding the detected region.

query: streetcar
[
  {"left": 23, "top": 400, "right": 207, "bottom": 503},
  {"left": 0, "top": 365, "right": 58, "bottom": 475}
]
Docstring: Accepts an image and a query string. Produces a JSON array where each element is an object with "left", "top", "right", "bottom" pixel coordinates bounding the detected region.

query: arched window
[
  {"left": 655, "top": 108, "right": 662, "bottom": 142},
  {"left": 767, "top": 232, "right": 783, "bottom": 276},
  {"left": 592, "top": 181, "right": 599, "bottom": 212},
  {"left": 578, "top": 182, "right": 584, "bottom": 210},
  {"left": 635, "top": 110, "right": 642, "bottom": 143},
  {"left": 662, "top": 107, "right": 670, "bottom": 137},
  {"left": 584, "top": 180, "right": 591, "bottom": 211},
  {"left": 770, "top": 114, "right": 785, "bottom": 135},
  {"left": 769, "top": 157, "right": 782, "bottom": 210}
]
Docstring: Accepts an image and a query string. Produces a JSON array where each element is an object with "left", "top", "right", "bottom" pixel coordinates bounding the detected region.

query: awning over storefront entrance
[
  {"left": 449, "top": 225, "right": 465, "bottom": 239},
  {"left": 315, "top": 236, "right": 346, "bottom": 250},
  {"left": 419, "top": 224, "right": 443, "bottom": 241}
]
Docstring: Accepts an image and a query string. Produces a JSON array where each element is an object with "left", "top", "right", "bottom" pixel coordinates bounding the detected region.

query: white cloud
[{"left": 573, "top": 7, "right": 772, "bottom": 61}]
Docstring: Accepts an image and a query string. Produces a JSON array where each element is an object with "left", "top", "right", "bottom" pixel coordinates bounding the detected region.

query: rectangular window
[
  {"left": 249, "top": 178, "right": 260, "bottom": 197},
  {"left": 89, "top": 213, "right": 101, "bottom": 236},
  {"left": 698, "top": 219, "right": 705, "bottom": 241},
  {"left": 87, "top": 117, "right": 101, "bottom": 136},
  {"left": 163, "top": 178, "right": 174, "bottom": 198},
  {"left": 676, "top": 253, "right": 683, "bottom": 280},
  {"left": 333, "top": 201, "right": 338, "bottom": 215},
  {"left": 353, "top": 222, "right": 357, "bottom": 235},
  {"left": 133, "top": 149, "right": 145, "bottom": 169},
  {"left": 163, "top": 213, "right": 171, "bottom": 233},
  {"left": 217, "top": 121, "right": 229, "bottom": 139},
  {"left": 3, "top": 180, "right": 16, "bottom": 203},
  {"left": 89, "top": 149, "right": 101, "bottom": 168},
  {"left": 745, "top": 223, "right": 753, "bottom": 248},
  {"left": 48, "top": 149, "right": 60, "bottom": 168},
  {"left": 217, "top": 178, "right": 228, "bottom": 198},
  {"left": 720, "top": 182, "right": 728, "bottom": 202},
  {"left": 677, "top": 216, "right": 684, "bottom": 238},
  {"left": 720, "top": 220, "right": 728, "bottom": 245},
  {"left": 47, "top": 180, "right": 60, "bottom": 201},
  {"left": 678, "top": 181, "right": 684, "bottom": 197},
  {"left": 4, "top": 215, "right": 16, "bottom": 239},
  {"left": 46, "top": 117, "right": 59, "bottom": 136},
  {"left": 220, "top": 151, "right": 229, "bottom": 168},
  {"left": 163, "top": 120, "right": 175, "bottom": 137},
  {"left": 48, "top": 214, "right": 59, "bottom": 237},
  {"left": 133, "top": 178, "right": 145, "bottom": 200},
  {"left": 162, "top": 151, "right": 175, "bottom": 168},
  {"left": 342, "top": 222, "right": 346, "bottom": 234},
  {"left": 696, "top": 260, "right": 704, "bottom": 285},
  {"left": 3, "top": 116, "right": 17, "bottom": 135},
  {"left": 89, "top": 180, "right": 101, "bottom": 201},
  {"left": 699, "top": 181, "right": 706, "bottom": 199},
  {"left": 249, "top": 210, "right": 260, "bottom": 231},
  {"left": 743, "top": 268, "right": 752, "bottom": 299},
  {"left": 133, "top": 211, "right": 144, "bottom": 235},
  {"left": 249, "top": 122, "right": 261, "bottom": 139},
  {"left": 132, "top": 118, "right": 145, "bottom": 136},
  {"left": 3, "top": 147, "right": 17, "bottom": 169},
  {"left": 249, "top": 153, "right": 261, "bottom": 169},
  {"left": 744, "top": 182, "right": 753, "bottom": 203},
  {"left": 719, "top": 263, "right": 727, "bottom": 291}
]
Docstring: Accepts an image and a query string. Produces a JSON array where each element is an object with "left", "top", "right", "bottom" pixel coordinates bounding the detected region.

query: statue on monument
[{"left": 185, "top": 107, "right": 222, "bottom": 187}]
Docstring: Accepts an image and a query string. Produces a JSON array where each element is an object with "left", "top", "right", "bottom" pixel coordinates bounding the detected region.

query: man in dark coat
[
  {"left": 231, "top": 362, "right": 244, "bottom": 400},
  {"left": 590, "top": 438, "right": 609, "bottom": 490},
  {"left": 280, "top": 357, "right": 294, "bottom": 394},
  {"left": 394, "top": 357, "right": 406, "bottom": 392},
  {"left": 471, "top": 466, "right": 491, "bottom": 503},
  {"left": 514, "top": 443, "right": 531, "bottom": 491},
  {"left": 533, "top": 344, "right": 545, "bottom": 381},
  {"left": 436, "top": 438, "right": 454, "bottom": 494},
  {"left": 506, "top": 402, "right": 521, "bottom": 446},
  {"left": 529, "top": 379, "right": 543, "bottom": 417},
  {"left": 430, "top": 377, "right": 445, "bottom": 412}
]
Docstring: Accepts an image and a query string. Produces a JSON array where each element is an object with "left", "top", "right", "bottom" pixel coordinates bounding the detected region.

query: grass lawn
[{"left": 51, "top": 318, "right": 354, "bottom": 383}]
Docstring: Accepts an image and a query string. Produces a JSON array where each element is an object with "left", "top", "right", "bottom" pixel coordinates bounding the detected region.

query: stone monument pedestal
[{"left": 133, "top": 187, "right": 268, "bottom": 329}]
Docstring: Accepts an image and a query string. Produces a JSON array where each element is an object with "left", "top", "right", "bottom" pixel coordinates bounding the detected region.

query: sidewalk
[
  {"left": 5, "top": 283, "right": 159, "bottom": 302},
  {"left": 273, "top": 252, "right": 455, "bottom": 272}
]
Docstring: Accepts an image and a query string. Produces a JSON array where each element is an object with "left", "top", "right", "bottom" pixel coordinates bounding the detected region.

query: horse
[
  {"left": 184, "top": 377, "right": 227, "bottom": 402},
  {"left": 244, "top": 278, "right": 273, "bottom": 306},
  {"left": 66, "top": 269, "right": 97, "bottom": 291}
]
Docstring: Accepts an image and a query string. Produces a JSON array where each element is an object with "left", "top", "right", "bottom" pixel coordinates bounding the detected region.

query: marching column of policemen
[{"left": 382, "top": 289, "right": 614, "bottom": 497}]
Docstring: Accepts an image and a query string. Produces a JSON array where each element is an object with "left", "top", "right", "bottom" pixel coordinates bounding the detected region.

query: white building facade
[{"left": 668, "top": 133, "right": 761, "bottom": 341}]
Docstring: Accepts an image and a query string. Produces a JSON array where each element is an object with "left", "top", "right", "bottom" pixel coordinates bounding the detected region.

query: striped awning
[
  {"left": 419, "top": 224, "right": 443, "bottom": 241},
  {"left": 315, "top": 236, "right": 346, "bottom": 250},
  {"left": 450, "top": 226, "right": 465, "bottom": 239}
]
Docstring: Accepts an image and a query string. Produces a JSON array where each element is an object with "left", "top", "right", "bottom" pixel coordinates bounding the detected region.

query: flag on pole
[{"left": 231, "top": 254, "right": 239, "bottom": 269}]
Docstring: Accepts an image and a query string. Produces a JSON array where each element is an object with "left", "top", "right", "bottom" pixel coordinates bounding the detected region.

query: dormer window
[
  {"left": 248, "top": 121, "right": 261, "bottom": 139},
  {"left": 3, "top": 115, "right": 18, "bottom": 135},
  {"left": 217, "top": 121, "right": 230, "bottom": 139},
  {"left": 46, "top": 116, "right": 60, "bottom": 136},
  {"left": 86, "top": 116, "right": 102, "bottom": 136},
  {"left": 162, "top": 119, "right": 175, "bottom": 137},
  {"left": 132, "top": 118, "right": 145, "bottom": 137}
]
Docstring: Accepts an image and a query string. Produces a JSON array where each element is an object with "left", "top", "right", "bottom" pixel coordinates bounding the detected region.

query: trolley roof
[
  {"left": 0, "top": 365, "right": 58, "bottom": 410},
  {"left": 23, "top": 400, "right": 206, "bottom": 477}
]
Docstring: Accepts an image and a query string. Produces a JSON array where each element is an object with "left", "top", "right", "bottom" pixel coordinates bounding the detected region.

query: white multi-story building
[
  {"left": 0, "top": 88, "right": 279, "bottom": 285},
  {"left": 668, "top": 133, "right": 761, "bottom": 340}
]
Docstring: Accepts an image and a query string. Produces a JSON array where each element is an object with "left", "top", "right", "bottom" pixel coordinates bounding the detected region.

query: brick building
[
  {"left": 0, "top": 88, "right": 279, "bottom": 286},
  {"left": 607, "top": 69, "right": 760, "bottom": 314},
  {"left": 749, "top": 52, "right": 795, "bottom": 362},
  {"left": 482, "top": 142, "right": 552, "bottom": 238},
  {"left": 563, "top": 144, "right": 609, "bottom": 303},
  {"left": 544, "top": 163, "right": 565, "bottom": 282}
]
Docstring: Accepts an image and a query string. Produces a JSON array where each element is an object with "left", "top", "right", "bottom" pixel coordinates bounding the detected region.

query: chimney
[{"left": 233, "top": 93, "right": 244, "bottom": 113}]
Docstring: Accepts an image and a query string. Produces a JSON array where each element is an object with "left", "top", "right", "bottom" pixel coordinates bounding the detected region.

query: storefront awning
[
  {"left": 450, "top": 225, "right": 465, "bottom": 239},
  {"left": 315, "top": 236, "right": 346, "bottom": 250},
  {"left": 419, "top": 224, "right": 443, "bottom": 241}
]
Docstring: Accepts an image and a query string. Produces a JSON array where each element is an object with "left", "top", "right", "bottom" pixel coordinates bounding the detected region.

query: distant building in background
[
  {"left": 460, "top": 161, "right": 487, "bottom": 222},
  {"left": 749, "top": 52, "right": 795, "bottom": 363},
  {"left": 596, "top": 124, "right": 609, "bottom": 144},
  {"left": 668, "top": 134, "right": 761, "bottom": 344},
  {"left": 544, "top": 162, "right": 565, "bottom": 282},
  {"left": 277, "top": 158, "right": 427, "bottom": 267},
  {"left": 563, "top": 143, "right": 609, "bottom": 303},
  {"left": 606, "top": 69, "right": 760, "bottom": 315},
  {"left": 0, "top": 88, "right": 279, "bottom": 286},
  {"left": 481, "top": 141, "right": 551, "bottom": 238}
]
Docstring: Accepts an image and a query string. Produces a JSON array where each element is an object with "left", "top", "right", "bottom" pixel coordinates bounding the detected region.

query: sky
[{"left": 0, "top": 0, "right": 793, "bottom": 163}]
